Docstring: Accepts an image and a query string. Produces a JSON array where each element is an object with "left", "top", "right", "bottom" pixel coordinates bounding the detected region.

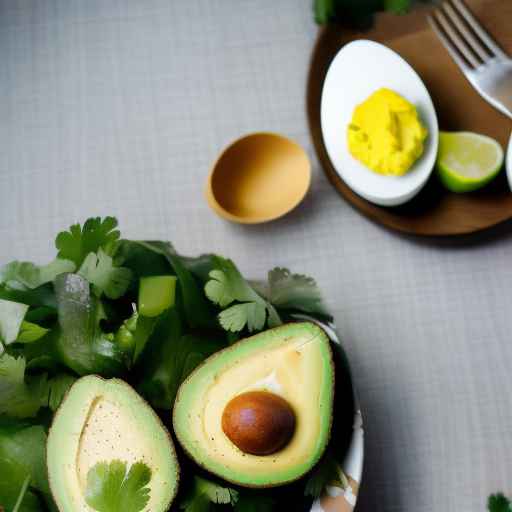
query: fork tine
[
  {"left": 428, "top": 14, "right": 471, "bottom": 73},
  {"left": 432, "top": 8, "right": 480, "bottom": 68},
  {"left": 450, "top": 0, "right": 508, "bottom": 59},
  {"left": 442, "top": 3, "right": 490, "bottom": 62}
]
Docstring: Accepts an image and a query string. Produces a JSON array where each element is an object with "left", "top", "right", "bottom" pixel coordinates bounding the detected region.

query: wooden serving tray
[{"left": 307, "top": 0, "right": 512, "bottom": 236}]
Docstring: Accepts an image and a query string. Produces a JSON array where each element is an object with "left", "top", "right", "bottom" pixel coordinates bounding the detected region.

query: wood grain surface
[{"left": 307, "top": 0, "right": 512, "bottom": 236}]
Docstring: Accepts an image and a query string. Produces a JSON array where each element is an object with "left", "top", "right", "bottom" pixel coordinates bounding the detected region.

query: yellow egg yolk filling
[{"left": 347, "top": 88, "right": 428, "bottom": 176}]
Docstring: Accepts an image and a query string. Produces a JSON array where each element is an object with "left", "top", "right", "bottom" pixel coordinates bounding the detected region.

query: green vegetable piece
[
  {"left": 180, "top": 476, "right": 238, "bottom": 511},
  {"left": 0, "top": 299, "right": 28, "bottom": 345},
  {"left": 138, "top": 276, "right": 177, "bottom": 317},
  {"left": 55, "top": 216, "right": 120, "bottom": 267},
  {"left": 41, "top": 373, "right": 77, "bottom": 411},
  {"left": 12, "top": 475, "right": 31, "bottom": 512},
  {"left": 489, "top": 493, "right": 512, "bottom": 512},
  {"left": 0, "top": 258, "right": 75, "bottom": 289},
  {"left": 16, "top": 321, "right": 49, "bottom": 344},
  {"left": 0, "top": 473, "right": 42, "bottom": 512},
  {"left": 85, "top": 460, "right": 152, "bottom": 512},
  {"left": 53, "top": 273, "right": 126, "bottom": 376}
]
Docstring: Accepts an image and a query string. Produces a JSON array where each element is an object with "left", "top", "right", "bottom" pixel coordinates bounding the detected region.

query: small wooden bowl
[{"left": 206, "top": 133, "right": 311, "bottom": 224}]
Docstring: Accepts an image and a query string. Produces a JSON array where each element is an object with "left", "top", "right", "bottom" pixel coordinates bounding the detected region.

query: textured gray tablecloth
[{"left": 1, "top": 1, "right": 511, "bottom": 510}]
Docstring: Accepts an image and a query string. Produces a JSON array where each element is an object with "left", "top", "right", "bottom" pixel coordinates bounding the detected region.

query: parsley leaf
[
  {"left": 489, "top": 493, "right": 512, "bottom": 512},
  {"left": 78, "top": 249, "right": 132, "bottom": 299},
  {"left": 85, "top": 460, "right": 152, "bottom": 512},
  {"left": 0, "top": 354, "right": 46, "bottom": 418},
  {"left": 180, "top": 476, "right": 238, "bottom": 511},
  {"left": 11, "top": 475, "right": 31, "bottom": 512},
  {"left": 384, "top": 0, "right": 411, "bottom": 13},
  {"left": 234, "top": 491, "right": 275, "bottom": 512},
  {"left": 55, "top": 216, "right": 120, "bottom": 267},
  {"left": 0, "top": 299, "right": 28, "bottom": 345},
  {"left": 0, "top": 258, "right": 75, "bottom": 289},
  {"left": 254, "top": 268, "right": 330, "bottom": 317},
  {"left": 205, "top": 256, "right": 281, "bottom": 332},
  {"left": 304, "top": 451, "right": 345, "bottom": 499}
]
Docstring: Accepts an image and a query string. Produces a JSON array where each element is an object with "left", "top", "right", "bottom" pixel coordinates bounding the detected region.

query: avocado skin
[
  {"left": 172, "top": 322, "right": 335, "bottom": 488},
  {"left": 47, "top": 375, "right": 180, "bottom": 511}
]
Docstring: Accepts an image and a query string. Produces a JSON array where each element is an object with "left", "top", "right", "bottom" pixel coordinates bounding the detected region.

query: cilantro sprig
[
  {"left": 55, "top": 216, "right": 120, "bottom": 267},
  {"left": 180, "top": 476, "right": 238, "bottom": 511},
  {"left": 205, "top": 256, "right": 281, "bottom": 333},
  {"left": 489, "top": 494, "right": 512, "bottom": 512},
  {"left": 85, "top": 460, "right": 152, "bottom": 512}
]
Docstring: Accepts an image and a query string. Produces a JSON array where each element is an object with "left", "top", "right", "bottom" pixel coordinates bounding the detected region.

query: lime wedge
[{"left": 436, "top": 131, "right": 504, "bottom": 192}]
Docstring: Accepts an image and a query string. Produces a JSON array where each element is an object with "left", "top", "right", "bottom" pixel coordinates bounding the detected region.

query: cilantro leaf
[
  {"left": 384, "top": 0, "right": 411, "bottom": 13},
  {"left": 40, "top": 373, "right": 77, "bottom": 411},
  {"left": 234, "top": 491, "right": 275, "bottom": 512},
  {"left": 16, "top": 321, "right": 49, "bottom": 344},
  {"left": 254, "top": 268, "right": 330, "bottom": 317},
  {"left": 0, "top": 299, "right": 28, "bottom": 345},
  {"left": 304, "top": 451, "right": 345, "bottom": 499},
  {"left": 489, "top": 493, "right": 512, "bottom": 512},
  {"left": 313, "top": 0, "right": 414, "bottom": 25},
  {"left": 85, "top": 460, "right": 151, "bottom": 512},
  {"left": 55, "top": 216, "right": 120, "bottom": 267},
  {"left": 0, "top": 354, "right": 46, "bottom": 418},
  {"left": 205, "top": 256, "right": 281, "bottom": 333},
  {"left": 11, "top": 475, "right": 31, "bottom": 512},
  {"left": 0, "top": 258, "right": 75, "bottom": 289},
  {"left": 78, "top": 249, "right": 132, "bottom": 299},
  {"left": 180, "top": 476, "right": 238, "bottom": 511}
]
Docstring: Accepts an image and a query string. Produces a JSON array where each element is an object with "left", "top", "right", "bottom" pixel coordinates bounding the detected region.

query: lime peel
[{"left": 436, "top": 131, "right": 504, "bottom": 193}]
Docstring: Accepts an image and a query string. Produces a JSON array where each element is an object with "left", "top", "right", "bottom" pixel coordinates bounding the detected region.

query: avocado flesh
[
  {"left": 173, "top": 322, "right": 334, "bottom": 488},
  {"left": 47, "top": 375, "right": 179, "bottom": 511}
]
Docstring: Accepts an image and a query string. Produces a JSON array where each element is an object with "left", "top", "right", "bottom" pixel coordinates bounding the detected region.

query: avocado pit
[{"left": 221, "top": 391, "right": 296, "bottom": 455}]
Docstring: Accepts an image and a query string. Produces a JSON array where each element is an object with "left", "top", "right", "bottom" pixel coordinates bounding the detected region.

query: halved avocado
[
  {"left": 173, "top": 322, "right": 334, "bottom": 488},
  {"left": 47, "top": 375, "right": 179, "bottom": 511}
]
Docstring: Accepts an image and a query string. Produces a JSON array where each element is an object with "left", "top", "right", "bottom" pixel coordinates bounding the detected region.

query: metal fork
[{"left": 428, "top": 0, "right": 512, "bottom": 119}]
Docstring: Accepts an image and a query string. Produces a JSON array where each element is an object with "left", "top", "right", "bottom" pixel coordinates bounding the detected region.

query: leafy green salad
[{"left": 0, "top": 217, "right": 344, "bottom": 512}]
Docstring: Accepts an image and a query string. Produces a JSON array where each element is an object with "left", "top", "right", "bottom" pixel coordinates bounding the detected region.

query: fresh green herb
[
  {"left": 0, "top": 258, "right": 75, "bottom": 289},
  {"left": 234, "top": 491, "right": 275, "bottom": 512},
  {"left": 85, "top": 460, "right": 152, "bottom": 512},
  {"left": 0, "top": 420, "right": 50, "bottom": 498},
  {"left": 180, "top": 476, "right": 238, "bottom": 511},
  {"left": 78, "top": 249, "right": 132, "bottom": 299},
  {"left": 11, "top": 475, "right": 31, "bottom": 512},
  {"left": 304, "top": 451, "right": 345, "bottom": 499},
  {"left": 205, "top": 256, "right": 281, "bottom": 332},
  {"left": 0, "top": 299, "right": 28, "bottom": 346},
  {"left": 0, "top": 354, "right": 45, "bottom": 418},
  {"left": 253, "top": 267, "right": 330, "bottom": 317},
  {"left": 489, "top": 493, "right": 512, "bottom": 512},
  {"left": 313, "top": 0, "right": 414, "bottom": 25},
  {"left": 41, "top": 373, "right": 77, "bottom": 411},
  {"left": 55, "top": 216, "right": 120, "bottom": 267},
  {"left": 16, "top": 321, "right": 49, "bottom": 344}
]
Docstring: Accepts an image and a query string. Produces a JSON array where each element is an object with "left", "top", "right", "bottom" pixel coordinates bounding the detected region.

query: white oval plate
[{"left": 321, "top": 39, "right": 439, "bottom": 207}]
